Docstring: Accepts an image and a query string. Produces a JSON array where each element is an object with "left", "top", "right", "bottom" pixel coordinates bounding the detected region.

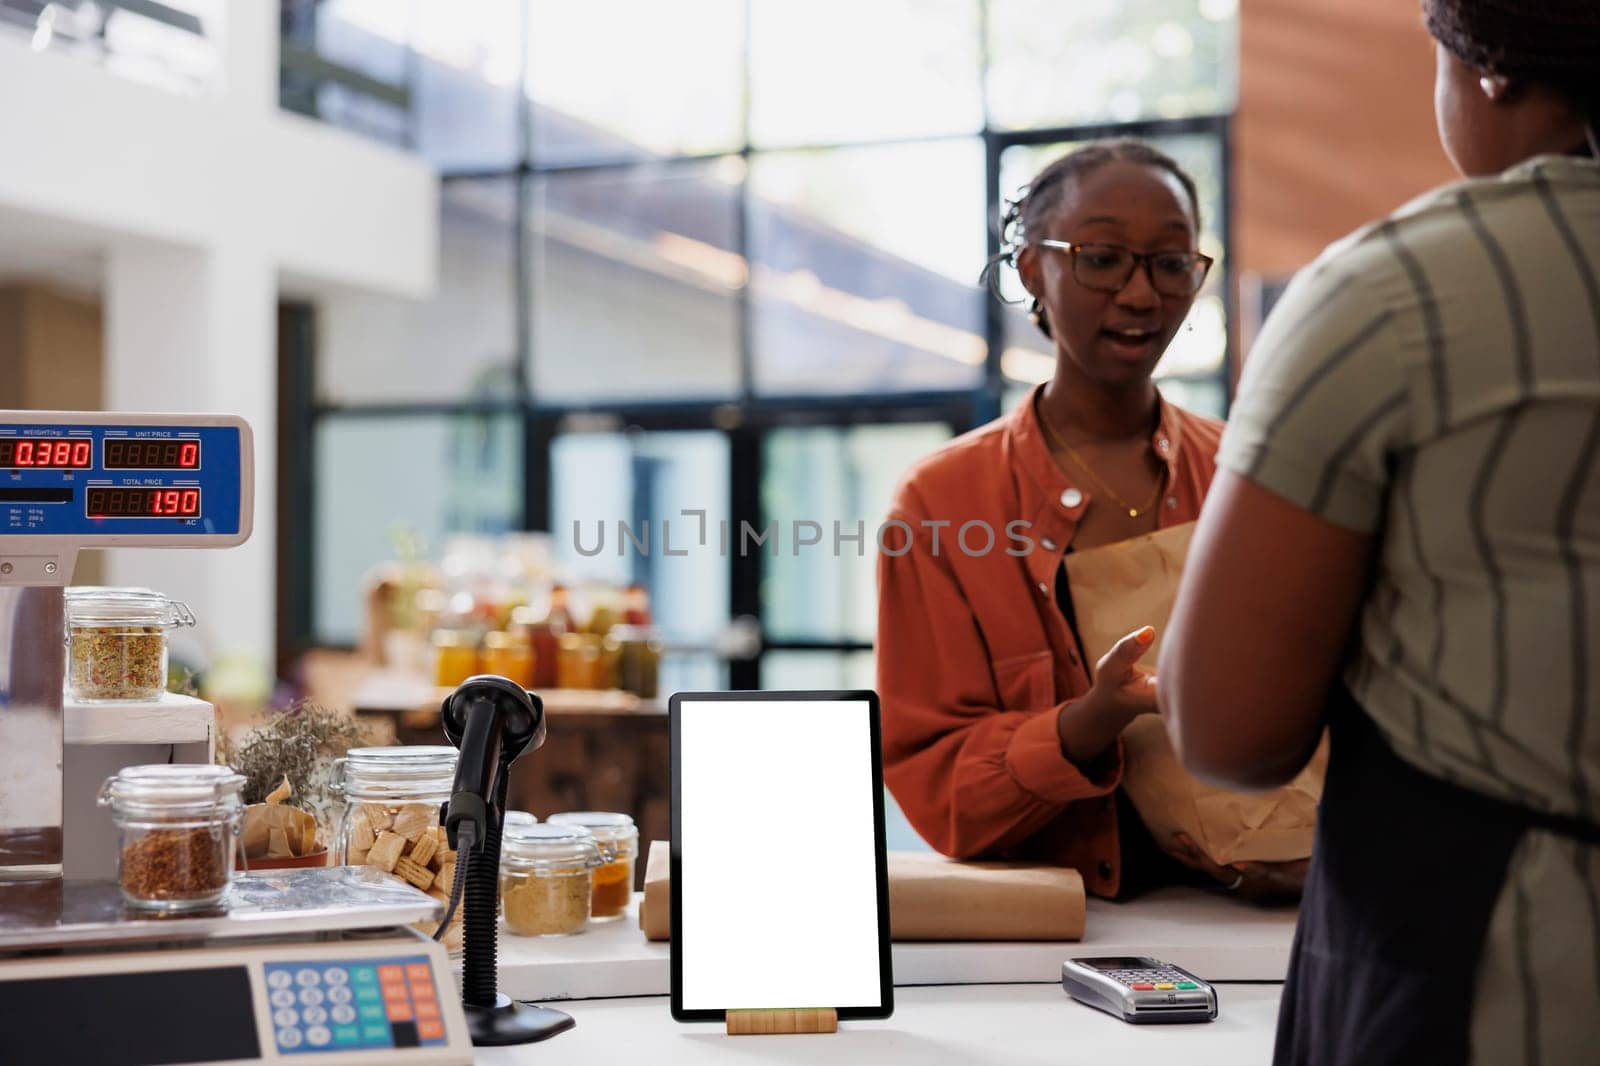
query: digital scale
[{"left": 0, "top": 411, "right": 473, "bottom": 1065}]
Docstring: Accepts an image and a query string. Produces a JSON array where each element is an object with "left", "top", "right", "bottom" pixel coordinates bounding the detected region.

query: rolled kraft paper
[
  {"left": 640, "top": 842, "right": 1086, "bottom": 942},
  {"left": 1063, "top": 522, "right": 1327, "bottom": 866}
]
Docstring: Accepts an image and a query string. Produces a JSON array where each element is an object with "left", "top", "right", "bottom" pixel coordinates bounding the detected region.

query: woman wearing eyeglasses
[{"left": 876, "top": 140, "right": 1305, "bottom": 903}]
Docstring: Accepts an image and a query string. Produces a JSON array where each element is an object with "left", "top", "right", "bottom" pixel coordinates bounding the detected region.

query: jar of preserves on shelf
[
  {"left": 604, "top": 625, "right": 663, "bottom": 699},
  {"left": 479, "top": 630, "right": 535, "bottom": 688},
  {"left": 555, "top": 632, "right": 615, "bottom": 690},
  {"left": 546, "top": 811, "right": 637, "bottom": 921},
  {"left": 335, "top": 746, "right": 463, "bottom": 952},
  {"left": 99, "top": 764, "right": 245, "bottom": 911},
  {"left": 432, "top": 630, "right": 479, "bottom": 688},
  {"left": 65, "top": 587, "right": 195, "bottom": 702},
  {"left": 500, "top": 823, "right": 603, "bottom": 937}
]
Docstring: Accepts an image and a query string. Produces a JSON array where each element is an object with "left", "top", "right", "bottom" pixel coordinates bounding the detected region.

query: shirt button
[
  {"left": 1166, "top": 496, "right": 1178, "bottom": 508},
  {"left": 1041, "top": 537, "right": 1057, "bottom": 551},
  {"left": 1060, "top": 488, "right": 1083, "bottom": 509},
  {"left": 1156, "top": 438, "right": 1170, "bottom": 454},
  {"left": 1097, "top": 861, "right": 1115, "bottom": 880},
  {"left": 1037, "top": 582, "right": 1049, "bottom": 595}
]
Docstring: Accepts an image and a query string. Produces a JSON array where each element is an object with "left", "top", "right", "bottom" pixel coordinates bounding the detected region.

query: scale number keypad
[{"left": 263, "top": 956, "right": 447, "bottom": 1055}]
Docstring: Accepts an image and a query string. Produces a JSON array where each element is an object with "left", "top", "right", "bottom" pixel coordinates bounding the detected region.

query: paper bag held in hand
[{"left": 1063, "top": 522, "right": 1326, "bottom": 866}]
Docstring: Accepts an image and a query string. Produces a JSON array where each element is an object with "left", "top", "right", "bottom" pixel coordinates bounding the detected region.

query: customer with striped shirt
[{"left": 1160, "top": 2, "right": 1600, "bottom": 1064}]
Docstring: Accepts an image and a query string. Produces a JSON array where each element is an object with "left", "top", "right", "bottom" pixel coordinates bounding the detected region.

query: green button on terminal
[{"left": 1176, "top": 982, "right": 1199, "bottom": 989}]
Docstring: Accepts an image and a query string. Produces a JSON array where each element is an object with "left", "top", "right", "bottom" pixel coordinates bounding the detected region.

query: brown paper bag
[
  {"left": 639, "top": 841, "right": 1086, "bottom": 942},
  {"left": 1063, "top": 523, "right": 1325, "bottom": 866}
]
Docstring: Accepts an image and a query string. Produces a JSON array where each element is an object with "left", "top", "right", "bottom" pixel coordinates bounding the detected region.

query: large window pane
[
  {"left": 526, "top": 0, "right": 743, "bottom": 166},
  {"left": 749, "top": 141, "right": 986, "bottom": 396},
  {"left": 5, "top": 0, "right": 222, "bottom": 95},
  {"left": 550, "top": 429, "right": 730, "bottom": 647},
  {"left": 282, "top": 0, "right": 412, "bottom": 147},
  {"left": 763, "top": 423, "right": 953, "bottom": 643},
  {"left": 319, "top": 179, "right": 518, "bottom": 404},
  {"left": 314, "top": 414, "right": 522, "bottom": 644},
  {"left": 996, "top": 132, "right": 1228, "bottom": 394},
  {"left": 987, "top": 0, "right": 1238, "bottom": 129},
  {"left": 413, "top": 0, "right": 524, "bottom": 170},
  {"left": 749, "top": 0, "right": 982, "bottom": 148},
  {"left": 529, "top": 161, "right": 742, "bottom": 403}
]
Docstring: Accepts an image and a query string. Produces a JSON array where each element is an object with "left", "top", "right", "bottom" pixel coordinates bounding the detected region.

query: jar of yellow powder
[
  {"left": 500, "top": 823, "right": 602, "bottom": 937},
  {"left": 546, "top": 811, "right": 637, "bottom": 921}
]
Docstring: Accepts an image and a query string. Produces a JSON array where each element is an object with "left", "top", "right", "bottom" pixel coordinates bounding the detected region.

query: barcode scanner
[{"left": 438, "top": 675, "right": 572, "bottom": 1046}]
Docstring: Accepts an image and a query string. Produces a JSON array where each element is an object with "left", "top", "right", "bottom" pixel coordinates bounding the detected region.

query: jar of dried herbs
[
  {"left": 546, "top": 811, "right": 637, "bottom": 921},
  {"left": 65, "top": 587, "right": 195, "bottom": 702},
  {"left": 99, "top": 764, "right": 245, "bottom": 912},
  {"left": 334, "top": 746, "right": 463, "bottom": 953},
  {"left": 500, "top": 823, "right": 603, "bottom": 937}
]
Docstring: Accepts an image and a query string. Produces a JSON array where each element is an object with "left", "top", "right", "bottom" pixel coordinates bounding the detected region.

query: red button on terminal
[{"left": 1131, "top": 983, "right": 1156, "bottom": 991}]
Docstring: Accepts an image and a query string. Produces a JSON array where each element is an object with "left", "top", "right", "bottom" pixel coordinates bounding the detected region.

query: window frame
[{"left": 278, "top": 4, "right": 1235, "bottom": 686}]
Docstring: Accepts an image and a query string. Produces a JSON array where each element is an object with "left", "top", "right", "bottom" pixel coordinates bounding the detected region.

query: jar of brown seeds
[{"left": 99, "top": 764, "right": 246, "bottom": 912}]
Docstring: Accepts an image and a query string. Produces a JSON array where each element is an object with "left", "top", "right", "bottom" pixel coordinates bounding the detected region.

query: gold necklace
[{"left": 1037, "top": 405, "right": 1166, "bottom": 519}]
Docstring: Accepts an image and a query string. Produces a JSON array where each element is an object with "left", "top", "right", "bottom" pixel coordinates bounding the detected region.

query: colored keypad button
[
  {"left": 351, "top": 967, "right": 377, "bottom": 985},
  {"left": 414, "top": 1000, "right": 439, "bottom": 1020},
  {"left": 361, "top": 1024, "right": 389, "bottom": 1043},
  {"left": 334, "top": 1026, "right": 361, "bottom": 1047},
  {"left": 325, "top": 969, "right": 349, "bottom": 986},
  {"left": 360, "top": 1004, "right": 387, "bottom": 1023},
  {"left": 1177, "top": 982, "right": 1199, "bottom": 990},
  {"left": 1130, "top": 983, "right": 1155, "bottom": 991},
  {"left": 378, "top": 965, "right": 405, "bottom": 983},
  {"left": 1155, "top": 983, "right": 1176, "bottom": 990},
  {"left": 406, "top": 963, "right": 432, "bottom": 982},
  {"left": 418, "top": 1020, "right": 445, "bottom": 1041},
  {"left": 356, "top": 986, "right": 380, "bottom": 1003},
  {"left": 388, "top": 1005, "right": 414, "bottom": 1022}
]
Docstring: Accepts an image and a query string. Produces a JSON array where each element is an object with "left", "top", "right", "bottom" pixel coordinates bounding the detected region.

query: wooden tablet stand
[{"left": 726, "top": 1008, "right": 838, "bottom": 1035}]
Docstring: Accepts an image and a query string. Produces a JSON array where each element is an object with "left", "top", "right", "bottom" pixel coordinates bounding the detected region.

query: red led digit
[
  {"left": 179, "top": 490, "right": 199, "bottom": 515},
  {"left": 71, "top": 440, "right": 90, "bottom": 467},
  {"left": 162, "top": 490, "right": 181, "bottom": 514},
  {"left": 16, "top": 441, "right": 33, "bottom": 465},
  {"left": 179, "top": 441, "right": 199, "bottom": 468},
  {"left": 52, "top": 440, "right": 69, "bottom": 465}
]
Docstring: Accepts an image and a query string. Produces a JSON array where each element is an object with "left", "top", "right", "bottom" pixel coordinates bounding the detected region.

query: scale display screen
[
  {"left": 86, "top": 487, "right": 202, "bottom": 518},
  {"left": 0, "top": 437, "right": 93, "bottom": 469},
  {"left": 1, "top": 417, "right": 246, "bottom": 542},
  {"left": 103, "top": 438, "right": 201, "bottom": 470}
]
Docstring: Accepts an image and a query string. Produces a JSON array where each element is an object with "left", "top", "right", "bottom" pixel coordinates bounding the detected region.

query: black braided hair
[
  {"left": 1423, "top": 0, "right": 1600, "bottom": 151},
  {"left": 980, "top": 139, "right": 1202, "bottom": 340}
]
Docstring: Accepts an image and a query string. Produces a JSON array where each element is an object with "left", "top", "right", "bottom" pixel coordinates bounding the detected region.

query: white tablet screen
[{"left": 676, "top": 697, "right": 887, "bottom": 1012}]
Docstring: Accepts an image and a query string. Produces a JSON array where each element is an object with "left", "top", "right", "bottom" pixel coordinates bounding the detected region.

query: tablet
[{"left": 670, "top": 690, "right": 894, "bottom": 1022}]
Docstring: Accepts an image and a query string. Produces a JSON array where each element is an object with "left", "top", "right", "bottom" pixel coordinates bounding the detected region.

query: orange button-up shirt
[{"left": 876, "top": 385, "right": 1222, "bottom": 898}]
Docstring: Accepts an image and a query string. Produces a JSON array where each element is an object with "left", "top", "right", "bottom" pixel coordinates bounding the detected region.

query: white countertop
[
  {"left": 475, "top": 982, "right": 1284, "bottom": 1066},
  {"left": 495, "top": 887, "right": 1298, "bottom": 1002}
]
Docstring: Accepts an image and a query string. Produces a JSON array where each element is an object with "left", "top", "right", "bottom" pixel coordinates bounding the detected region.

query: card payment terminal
[{"left": 1061, "top": 957, "right": 1218, "bottom": 1024}]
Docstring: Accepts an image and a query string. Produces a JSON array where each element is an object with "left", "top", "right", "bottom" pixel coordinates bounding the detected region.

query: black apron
[{"left": 1274, "top": 687, "right": 1600, "bottom": 1065}]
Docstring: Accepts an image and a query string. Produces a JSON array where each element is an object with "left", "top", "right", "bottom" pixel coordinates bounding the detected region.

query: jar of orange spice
[{"left": 546, "top": 811, "right": 636, "bottom": 921}]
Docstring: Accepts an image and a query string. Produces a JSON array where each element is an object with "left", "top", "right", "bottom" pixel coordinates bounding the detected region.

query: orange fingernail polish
[{"left": 1137, "top": 627, "right": 1155, "bottom": 645}]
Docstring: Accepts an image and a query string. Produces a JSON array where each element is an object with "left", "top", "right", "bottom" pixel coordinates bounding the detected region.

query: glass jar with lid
[
  {"left": 500, "top": 823, "right": 603, "bottom": 937},
  {"left": 546, "top": 811, "right": 637, "bottom": 921},
  {"left": 98, "top": 764, "right": 245, "bottom": 911},
  {"left": 604, "top": 625, "right": 663, "bottom": 699},
  {"left": 65, "top": 587, "right": 195, "bottom": 702},
  {"left": 334, "top": 746, "right": 463, "bottom": 952}
]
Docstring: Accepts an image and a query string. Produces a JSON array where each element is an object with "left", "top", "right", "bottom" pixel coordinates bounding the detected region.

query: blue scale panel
[
  {"left": 0, "top": 422, "right": 244, "bottom": 537},
  {"left": 263, "top": 956, "right": 450, "bottom": 1055}
]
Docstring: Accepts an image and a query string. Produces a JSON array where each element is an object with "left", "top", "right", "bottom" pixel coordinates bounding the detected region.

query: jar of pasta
[
  {"left": 500, "top": 823, "right": 603, "bottom": 937},
  {"left": 99, "top": 764, "right": 245, "bottom": 911},
  {"left": 335, "top": 746, "right": 463, "bottom": 952},
  {"left": 546, "top": 811, "right": 637, "bottom": 921},
  {"left": 65, "top": 587, "right": 195, "bottom": 702}
]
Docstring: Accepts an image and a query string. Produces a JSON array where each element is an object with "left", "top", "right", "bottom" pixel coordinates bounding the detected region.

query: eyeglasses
[{"left": 1034, "top": 240, "right": 1213, "bottom": 297}]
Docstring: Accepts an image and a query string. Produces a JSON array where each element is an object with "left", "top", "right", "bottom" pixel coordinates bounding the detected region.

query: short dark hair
[
  {"left": 1423, "top": 0, "right": 1600, "bottom": 138},
  {"left": 982, "top": 139, "right": 1202, "bottom": 340}
]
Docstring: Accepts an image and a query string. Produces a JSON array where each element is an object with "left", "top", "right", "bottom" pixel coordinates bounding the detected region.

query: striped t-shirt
[{"left": 1220, "top": 153, "right": 1600, "bottom": 1065}]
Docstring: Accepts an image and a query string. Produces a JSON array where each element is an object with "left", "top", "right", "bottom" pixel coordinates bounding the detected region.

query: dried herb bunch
[{"left": 221, "top": 703, "right": 368, "bottom": 830}]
